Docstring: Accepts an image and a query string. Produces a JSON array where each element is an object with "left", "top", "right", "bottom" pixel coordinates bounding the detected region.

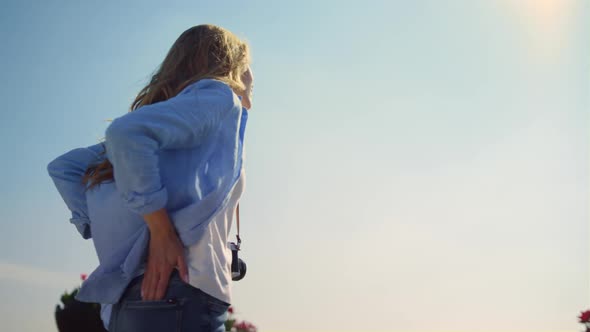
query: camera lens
[{"left": 232, "top": 259, "right": 247, "bottom": 281}]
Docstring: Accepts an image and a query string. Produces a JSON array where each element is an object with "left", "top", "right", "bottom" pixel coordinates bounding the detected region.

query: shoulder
[
  {"left": 85, "top": 142, "right": 106, "bottom": 157},
  {"left": 129, "top": 79, "right": 240, "bottom": 119},
  {"left": 174, "top": 79, "right": 241, "bottom": 117}
]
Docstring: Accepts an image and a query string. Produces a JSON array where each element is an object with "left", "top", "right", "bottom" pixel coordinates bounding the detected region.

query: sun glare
[
  {"left": 530, "top": 0, "right": 569, "bottom": 20},
  {"left": 499, "top": 0, "right": 576, "bottom": 62}
]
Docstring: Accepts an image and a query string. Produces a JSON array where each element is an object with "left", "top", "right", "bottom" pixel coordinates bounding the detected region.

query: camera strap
[{"left": 235, "top": 203, "right": 242, "bottom": 249}]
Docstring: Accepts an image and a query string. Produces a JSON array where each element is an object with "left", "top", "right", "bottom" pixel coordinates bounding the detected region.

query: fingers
[
  {"left": 141, "top": 268, "right": 155, "bottom": 301},
  {"left": 154, "top": 269, "right": 171, "bottom": 301},
  {"left": 177, "top": 254, "right": 189, "bottom": 283},
  {"left": 142, "top": 267, "right": 159, "bottom": 301},
  {"left": 141, "top": 272, "right": 147, "bottom": 299},
  {"left": 142, "top": 268, "right": 172, "bottom": 301},
  {"left": 140, "top": 229, "right": 187, "bottom": 301}
]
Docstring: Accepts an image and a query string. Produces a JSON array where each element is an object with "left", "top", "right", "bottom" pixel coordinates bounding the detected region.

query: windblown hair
[{"left": 82, "top": 24, "right": 250, "bottom": 190}]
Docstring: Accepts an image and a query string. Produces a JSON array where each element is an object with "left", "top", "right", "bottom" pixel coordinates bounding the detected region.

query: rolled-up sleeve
[
  {"left": 104, "top": 91, "right": 233, "bottom": 216},
  {"left": 47, "top": 143, "right": 105, "bottom": 239}
]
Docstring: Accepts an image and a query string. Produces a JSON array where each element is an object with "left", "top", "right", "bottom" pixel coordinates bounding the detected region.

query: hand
[{"left": 141, "top": 209, "right": 189, "bottom": 301}]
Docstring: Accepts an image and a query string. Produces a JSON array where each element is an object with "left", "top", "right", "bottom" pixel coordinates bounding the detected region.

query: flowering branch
[
  {"left": 579, "top": 309, "right": 590, "bottom": 332},
  {"left": 225, "top": 306, "right": 257, "bottom": 332},
  {"left": 55, "top": 273, "right": 106, "bottom": 332}
]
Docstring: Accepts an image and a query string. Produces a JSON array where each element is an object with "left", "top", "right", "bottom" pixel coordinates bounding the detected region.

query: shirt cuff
[
  {"left": 121, "top": 186, "right": 168, "bottom": 216},
  {"left": 70, "top": 217, "right": 92, "bottom": 239}
]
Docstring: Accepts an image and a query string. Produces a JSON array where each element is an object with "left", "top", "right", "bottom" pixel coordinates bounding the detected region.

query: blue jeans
[{"left": 108, "top": 270, "right": 229, "bottom": 332}]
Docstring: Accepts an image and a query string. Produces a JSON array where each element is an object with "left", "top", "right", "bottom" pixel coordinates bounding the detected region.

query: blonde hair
[
  {"left": 83, "top": 24, "right": 250, "bottom": 190},
  {"left": 131, "top": 24, "right": 251, "bottom": 111}
]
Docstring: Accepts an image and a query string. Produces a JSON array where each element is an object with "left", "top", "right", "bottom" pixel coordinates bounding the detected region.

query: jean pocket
[
  {"left": 114, "top": 298, "right": 186, "bottom": 332},
  {"left": 206, "top": 296, "right": 230, "bottom": 316}
]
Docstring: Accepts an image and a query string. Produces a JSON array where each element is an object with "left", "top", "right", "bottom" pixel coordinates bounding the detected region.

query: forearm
[
  {"left": 143, "top": 208, "right": 176, "bottom": 238},
  {"left": 47, "top": 143, "right": 105, "bottom": 239}
]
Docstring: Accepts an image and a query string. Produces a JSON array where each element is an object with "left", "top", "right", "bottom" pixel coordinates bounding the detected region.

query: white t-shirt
[{"left": 185, "top": 167, "right": 246, "bottom": 304}]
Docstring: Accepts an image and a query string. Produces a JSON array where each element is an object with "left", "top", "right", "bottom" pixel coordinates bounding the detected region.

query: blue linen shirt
[{"left": 47, "top": 79, "right": 248, "bottom": 304}]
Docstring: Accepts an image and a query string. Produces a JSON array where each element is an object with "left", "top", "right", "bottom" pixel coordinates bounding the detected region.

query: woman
[{"left": 47, "top": 24, "right": 253, "bottom": 332}]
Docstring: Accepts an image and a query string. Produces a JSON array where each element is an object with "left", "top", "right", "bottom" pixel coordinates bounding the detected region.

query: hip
[{"left": 107, "top": 270, "right": 230, "bottom": 332}]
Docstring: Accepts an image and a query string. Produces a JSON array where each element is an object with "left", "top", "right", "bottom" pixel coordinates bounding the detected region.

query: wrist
[
  {"left": 143, "top": 208, "right": 175, "bottom": 235},
  {"left": 146, "top": 219, "right": 175, "bottom": 236}
]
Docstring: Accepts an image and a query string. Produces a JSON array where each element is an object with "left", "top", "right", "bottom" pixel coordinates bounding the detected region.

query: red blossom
[
  {"left": 234, "top": 320, "right": 257, "bottom": 332},
  {"left": 80, "top": 273, "right": 88, "bottom": 281},
  {"left": 579, "top": 310, "right": 590, "bottom": 323}
]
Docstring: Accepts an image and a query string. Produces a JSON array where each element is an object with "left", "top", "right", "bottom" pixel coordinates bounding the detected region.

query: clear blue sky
[{"left": 0, "top": 1, "right": 588, "bottom": 331}]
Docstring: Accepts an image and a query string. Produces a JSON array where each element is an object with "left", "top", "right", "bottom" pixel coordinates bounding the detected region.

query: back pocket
[
  {"left": 113, "top": 298, "right": 186, "bottom": 332},
  {"left": 206, "top": 296, "right": 230, "bottom": 316}
]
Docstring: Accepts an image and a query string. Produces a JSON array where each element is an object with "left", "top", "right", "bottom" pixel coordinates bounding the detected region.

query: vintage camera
[{"left": 230, "top": 240, "right": 247, "bottom": 281}]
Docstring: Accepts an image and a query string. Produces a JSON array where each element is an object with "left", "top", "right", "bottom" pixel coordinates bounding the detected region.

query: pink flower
[
  {"left": 234, "top": 320, "right": 257, "bottom": 332},
  {"left": 228, "top": 306, "right": 234, "bottom": 314},
  {"left": 80, "top": 273, "right": 88, "bottom": 281},
  {"left": 579, "top": 310, "right": 590, "bottom": 323}
]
